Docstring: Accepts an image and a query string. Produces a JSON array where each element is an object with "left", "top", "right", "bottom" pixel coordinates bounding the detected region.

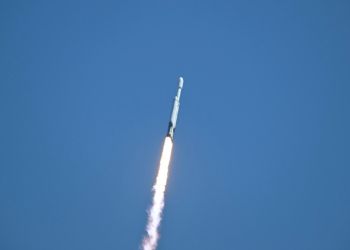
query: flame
[{"left": 142, "top": 137, "right": 173, "bottom": 250}]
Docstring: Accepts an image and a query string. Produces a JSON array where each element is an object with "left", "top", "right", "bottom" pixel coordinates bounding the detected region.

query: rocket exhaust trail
[
  {"left": 141, "top": 78, "right": 184, "bottom": 250},
  {"left": 142, "top": 137, "right": 173, "bottom": 250}
]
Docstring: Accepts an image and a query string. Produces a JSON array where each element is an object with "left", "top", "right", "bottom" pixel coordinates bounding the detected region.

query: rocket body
[{"left": 167, "top": 77, "right": 183, "bottom": 140}]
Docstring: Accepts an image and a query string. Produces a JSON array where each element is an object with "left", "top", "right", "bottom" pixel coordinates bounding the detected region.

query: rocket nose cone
[{"left": 178, "top": 77, "right": 184, "bottom": 88}]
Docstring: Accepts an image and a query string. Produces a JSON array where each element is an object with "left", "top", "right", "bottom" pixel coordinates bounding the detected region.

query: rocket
[{"left": 167, "top": 77, "right": 184, "bottom": 140}]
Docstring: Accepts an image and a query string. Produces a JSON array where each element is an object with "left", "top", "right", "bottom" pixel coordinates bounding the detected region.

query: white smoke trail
[{"left": 142, "top": 137, "right": 173, "bottom": 250}]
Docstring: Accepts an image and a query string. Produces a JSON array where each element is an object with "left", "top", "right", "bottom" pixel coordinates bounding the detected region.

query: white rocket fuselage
[{"left": 167, "top": 77, "right": 183, "bottom": 140}]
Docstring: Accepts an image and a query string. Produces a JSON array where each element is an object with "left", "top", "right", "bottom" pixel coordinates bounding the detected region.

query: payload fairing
[{"left": 166, "top": 77, "right": 184, "bottom": 140}]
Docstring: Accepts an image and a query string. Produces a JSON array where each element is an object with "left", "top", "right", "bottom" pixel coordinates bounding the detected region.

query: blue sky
[{"left": 1, "top": 1, "right": 349, "bottom": 249}]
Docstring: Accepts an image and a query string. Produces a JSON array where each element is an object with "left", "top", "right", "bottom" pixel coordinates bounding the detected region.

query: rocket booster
[{"left": 167, "top": 77, "right": 183, "bottom": 140}]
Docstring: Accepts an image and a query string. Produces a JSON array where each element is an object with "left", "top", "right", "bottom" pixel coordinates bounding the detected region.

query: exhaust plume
[{"left": 142, "top": 137, "right": 173, "bottom": 250}]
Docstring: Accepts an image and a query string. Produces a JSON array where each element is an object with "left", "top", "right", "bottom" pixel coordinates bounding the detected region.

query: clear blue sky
[{"left": 1, "top": 1, "right": 349, "bottom": 249}]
